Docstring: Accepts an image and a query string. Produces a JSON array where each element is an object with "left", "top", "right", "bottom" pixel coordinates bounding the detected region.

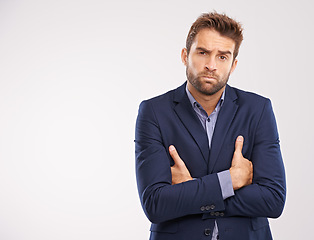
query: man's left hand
[{"left": 169, "top": 145, "right": 193, "bottom": 185}]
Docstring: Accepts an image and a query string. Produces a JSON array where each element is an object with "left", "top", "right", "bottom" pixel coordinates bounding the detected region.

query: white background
[{"left": 0, "top": 0, "right": 313, "bottom": 239}]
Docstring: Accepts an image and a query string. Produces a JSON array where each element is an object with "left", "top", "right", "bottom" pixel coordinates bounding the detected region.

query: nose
[{"left": 205, "top": 57, "right": 217, "bottom": 71}]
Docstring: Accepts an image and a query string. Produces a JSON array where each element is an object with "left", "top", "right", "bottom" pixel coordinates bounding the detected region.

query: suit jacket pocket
[
  {"left": 251, "top": 217, "right": 269, "bottom": 231},
  {"left": 150, "top": 220, "right": 178, "bottom": 233}
]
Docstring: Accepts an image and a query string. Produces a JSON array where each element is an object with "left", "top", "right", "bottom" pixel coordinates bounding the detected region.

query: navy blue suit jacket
[{"left": 135, "top": 83, "right": 286, "bottom": 240}]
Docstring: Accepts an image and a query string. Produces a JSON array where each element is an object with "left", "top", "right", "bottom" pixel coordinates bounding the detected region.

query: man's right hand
[
  {"left": 169, "top": 145, "right": 193, "bottom": 185},
  {"left": 229, "top": 136, "right": 253, "bottom": 190}
]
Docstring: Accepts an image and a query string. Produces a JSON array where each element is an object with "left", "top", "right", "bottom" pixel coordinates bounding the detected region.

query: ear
[
  {"left": 181, "top": 48, "right": 188, "bottom": 66},
  {"left": 230, "top": 59, "right": 238, "bottom": 74}
]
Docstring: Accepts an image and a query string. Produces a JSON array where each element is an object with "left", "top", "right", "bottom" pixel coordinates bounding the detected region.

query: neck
[{"left": 187, "top": 82, "right": 225, "bottom": 115}]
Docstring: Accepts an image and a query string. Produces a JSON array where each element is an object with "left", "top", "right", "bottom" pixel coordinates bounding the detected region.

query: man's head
[
  {"left": 182, "top": 12, "right": 243, "bottom": 97},
  {"left": 186, "top": 12, "right": 243, "bottom": 60}
]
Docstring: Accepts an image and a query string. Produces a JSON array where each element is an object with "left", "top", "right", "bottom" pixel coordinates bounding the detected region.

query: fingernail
[
  {"left": 169, "top": 145, "right": 175, "bottom": 151},
  {"left": 237, "top": 136, "right": 244, "bottom": 142}
]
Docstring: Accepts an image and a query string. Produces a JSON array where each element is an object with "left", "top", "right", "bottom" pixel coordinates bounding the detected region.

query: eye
[
  {"left": 219, "top": 55, "right": 227, "bottom": 60},
  {"left": 199, "top": 51, "right": 206, "bottom": 55}
]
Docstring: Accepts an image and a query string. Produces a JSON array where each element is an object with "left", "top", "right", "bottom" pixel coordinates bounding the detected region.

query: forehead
[{"left": 192, "top": 28, "right": 235, "bottom": 53}]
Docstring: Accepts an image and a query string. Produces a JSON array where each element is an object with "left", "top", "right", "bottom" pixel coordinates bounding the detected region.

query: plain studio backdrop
[{"left": 0, "top": 0, "right": 313, "bottom": 239}]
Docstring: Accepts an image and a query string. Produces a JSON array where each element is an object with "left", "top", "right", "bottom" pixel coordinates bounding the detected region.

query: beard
[{"left": 186, "top": 65, "right": 231, "bottom": 96}]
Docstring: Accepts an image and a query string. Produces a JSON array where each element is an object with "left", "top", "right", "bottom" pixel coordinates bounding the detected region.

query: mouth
[{"left": 201, "top": 75, "right": 217, "bottom": 81}]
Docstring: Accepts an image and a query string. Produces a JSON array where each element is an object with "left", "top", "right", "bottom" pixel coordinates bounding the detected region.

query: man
[{"left": 135, "top": 12, "right": 286, "bottom": 240}]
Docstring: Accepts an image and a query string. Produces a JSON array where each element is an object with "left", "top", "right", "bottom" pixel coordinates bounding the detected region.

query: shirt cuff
[{"left": 217, "top": 170, "right": 234, "bottom": 200}]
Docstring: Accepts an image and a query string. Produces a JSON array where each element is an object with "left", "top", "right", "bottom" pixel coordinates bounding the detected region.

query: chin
[{"left": 201, "top": 85, "right": 225, "bottom": 96}]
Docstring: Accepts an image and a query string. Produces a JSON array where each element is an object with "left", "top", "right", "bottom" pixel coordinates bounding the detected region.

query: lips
[{"left": 201, "top": 75, "right": 217, "bottom": 80}]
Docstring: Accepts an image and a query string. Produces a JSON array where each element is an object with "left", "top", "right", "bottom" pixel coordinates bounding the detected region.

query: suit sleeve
[
  {"left": 223, "top": 99, "right": 286, "bottom": 218},
  {"left": 135, "top": 100, "right": 225, "bottom": 223}
]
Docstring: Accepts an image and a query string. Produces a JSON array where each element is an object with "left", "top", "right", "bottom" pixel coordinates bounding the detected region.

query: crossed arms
[
  {"left": 170, "top": 135, "right": 253, "bottom": 190},
  {"left": 135, "top": 99, "right": 286, "bottom": 224}
]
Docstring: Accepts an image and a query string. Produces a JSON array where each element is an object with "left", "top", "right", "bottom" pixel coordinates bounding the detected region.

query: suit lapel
[
  {"left": 208, "top": 85, "right": 239, "bottom": 173},
  {"left": 173, "top": 83, "right": 210, "bottom": 164}
]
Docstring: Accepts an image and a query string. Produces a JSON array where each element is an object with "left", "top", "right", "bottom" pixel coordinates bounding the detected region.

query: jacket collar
[
  {"left": 208, "top": 84, "right": 238, "bottom": 172},
  {"left": 173, "top": 82, "right": 210, "bottom": 164}
]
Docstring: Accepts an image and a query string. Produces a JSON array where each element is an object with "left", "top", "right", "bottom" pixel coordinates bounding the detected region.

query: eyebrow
[
  {"left": 196, "top": 47, "right": 232, "bottom": 56},
  {"left": 218, "top": 50, "right": 232, "bottom": 55}
]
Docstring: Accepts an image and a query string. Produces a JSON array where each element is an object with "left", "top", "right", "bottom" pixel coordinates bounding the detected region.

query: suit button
[
  {"left": 210, "top": 212, "right": 215, "bottom": 216},
  {"left": 215, "top": 212, "right": 220, "bottom": 216},
  {"left": 204, "top": 228, "right": 211, "bottom": 236},
  {"left": 205, "top": 204, "right": 215, "bottom": 211},
  {"left": 201, "top": 206, "right": 206, "bottom": 211},
  {"left": 220, "top": 212, "right": 224, "bottom": 217}
]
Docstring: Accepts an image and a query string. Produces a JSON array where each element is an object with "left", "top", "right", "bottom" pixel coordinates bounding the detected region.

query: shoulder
[
  {"left": 227, "top": 85, "right": 276, "bottom": 126},
  {"left": 144, "top": 89, "right": 176, "bottom": 104},
  {"left": 137, "top": 83, "right": 188, "bottom": 121},
  {"left": 227, "top": 85, "right": 270, "bottom": 107},
  {"left": 139, "top": 83, "right": 185, "bottom": 107}
]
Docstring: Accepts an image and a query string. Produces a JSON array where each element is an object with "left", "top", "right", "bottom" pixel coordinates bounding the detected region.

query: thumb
[
  {"left": 234, "top": 135, "right": 244, "bottom": 155},
  {"left": 169, "top": 145, "right": 182, "bottom": 165}
]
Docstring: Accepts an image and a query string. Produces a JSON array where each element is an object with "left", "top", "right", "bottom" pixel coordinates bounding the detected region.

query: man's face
[{"left": 182, "top": 29, "right": 237, "bottom": 96}]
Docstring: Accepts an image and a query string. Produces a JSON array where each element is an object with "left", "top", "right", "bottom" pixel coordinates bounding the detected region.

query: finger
[
  {"left": 234, "top": 135, "right": 244, "bottom": 154},
  {"left": 169, "top": 145, "right": 182, "bottom": 164}
]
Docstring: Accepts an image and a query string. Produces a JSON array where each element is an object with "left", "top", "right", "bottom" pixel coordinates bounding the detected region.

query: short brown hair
[{"left": 186, "top": 12, "right": 243, "bottom": 59}]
